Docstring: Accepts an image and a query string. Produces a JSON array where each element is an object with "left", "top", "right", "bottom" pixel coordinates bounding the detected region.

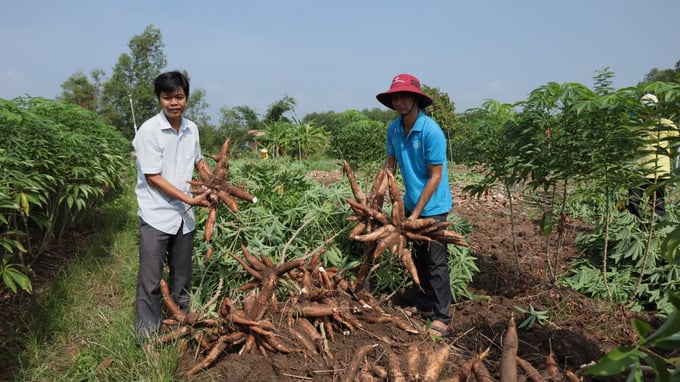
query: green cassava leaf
[
  {"left": 644, "top": 305, "right": 680, "bottom": 345},
  {"left": 638, "top": 352, "right": 671, "bottom": 381},
  {"left": 2, "top": 272, "right": 18, "bottom": 293},
  {"left": 587, "top": 347, "right": 638, "bottom": 376},
  {"left": 5, "top": 269, "right": 32, "bottom": 293},
  {"left": 630, "top": 318, "right": 652, "bottom": 338},
  {"left": 661, "top": 225, "right": 680, "bottom": 264}
]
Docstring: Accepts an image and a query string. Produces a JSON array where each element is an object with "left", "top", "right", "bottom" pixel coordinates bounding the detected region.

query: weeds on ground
[{"left": 12, "top": 188, "right": 184, "bottom": 381}]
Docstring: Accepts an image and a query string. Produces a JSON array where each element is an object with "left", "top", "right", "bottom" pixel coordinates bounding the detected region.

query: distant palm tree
[
  {"left": 292, "top": 118, "right": 328, "bottom": 160},
  {"left": 262, "top": 120, "right": 293, "bottom": 158},
  {"left": 262, "top": 119, "right": 328, "bottom": 160}
]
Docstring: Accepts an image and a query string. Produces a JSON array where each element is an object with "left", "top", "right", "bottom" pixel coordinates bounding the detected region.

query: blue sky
[{"left": 2, "top": 1, "right": 678, "bottom": 122}]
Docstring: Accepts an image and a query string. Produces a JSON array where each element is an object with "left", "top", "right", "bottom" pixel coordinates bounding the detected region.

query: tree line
[{"left": 55, "top": 25, "right": 460, "bottom": 163}]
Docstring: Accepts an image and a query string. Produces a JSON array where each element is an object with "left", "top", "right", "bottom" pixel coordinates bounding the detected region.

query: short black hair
[{"left": 154, "top": 71, "right": 190, "bottom": 99}]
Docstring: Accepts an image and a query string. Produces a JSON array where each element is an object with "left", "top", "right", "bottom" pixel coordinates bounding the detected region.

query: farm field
[
  {"left": 199, "top": 171, "right": 628, "bottom": 381},
  {"left": 0, "top": 168, "right": 645, "bottom": 381}
]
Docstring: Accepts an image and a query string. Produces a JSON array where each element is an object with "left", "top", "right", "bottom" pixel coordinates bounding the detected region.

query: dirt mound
[{"left": 306, "top": 169, "right": 343, "bottom": 186}]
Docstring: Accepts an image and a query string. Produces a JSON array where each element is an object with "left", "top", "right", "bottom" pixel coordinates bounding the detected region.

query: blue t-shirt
[
  {"left": 132, "top": 112, "right": 203, "bottom": 234},
  {"left": 385, "top": 111, "right": 452, "bottom": 216}
]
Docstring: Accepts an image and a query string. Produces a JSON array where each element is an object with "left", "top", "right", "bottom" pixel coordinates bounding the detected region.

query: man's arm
[
  {"left": 145, "top": 159, "right": 211, "bottom": 207},
  {"left": 384, "top": 155, "right": 397, "bottom": 174}
]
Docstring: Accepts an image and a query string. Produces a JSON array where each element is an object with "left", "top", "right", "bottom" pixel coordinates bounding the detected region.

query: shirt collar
[
  {"left": 159, "top": 111, "right": 188, "bottom": 133},
  {"left": 399, "top": 110, "right": 425, "bottom": 133}
]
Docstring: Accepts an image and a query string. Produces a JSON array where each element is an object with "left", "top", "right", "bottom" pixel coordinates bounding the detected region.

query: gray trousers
[
  {"left": 135, "top": 217, "right": 194, "bottom": 338},
  {"left": 410, "top": 212, "right": 452, "bottom": 324}
]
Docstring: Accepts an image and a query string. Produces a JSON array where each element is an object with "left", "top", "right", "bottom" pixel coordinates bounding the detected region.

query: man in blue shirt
[
  {"left": 377, "top": 73, "right": 453, "bottom": 337},
  {"left": 132, "top": 71, "right": 211, "bottom": 339}
]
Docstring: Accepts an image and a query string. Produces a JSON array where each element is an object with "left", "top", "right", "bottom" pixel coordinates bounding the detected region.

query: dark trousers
[
  {"left": 628, "top": 180, "right": 667, "bottom": 218},
  {"left": 410, "top": 212, "right": 452, "bottom": 324},
  {"left": 135, "top": 218, "right": 194, "bottom": 338}
]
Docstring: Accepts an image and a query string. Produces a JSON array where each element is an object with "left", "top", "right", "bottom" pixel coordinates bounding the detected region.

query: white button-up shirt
[{"left": 132, "top": 112, "right": 203, "bottom": 234}]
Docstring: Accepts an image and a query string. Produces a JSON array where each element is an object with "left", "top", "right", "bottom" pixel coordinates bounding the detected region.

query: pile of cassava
[{"left": 156, "top": 140, "right": 582, "bottom": 381}]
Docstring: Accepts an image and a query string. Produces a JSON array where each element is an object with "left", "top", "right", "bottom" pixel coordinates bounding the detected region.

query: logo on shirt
[{"left": 412, "top": 139, "right": 421, "bottom": 150}]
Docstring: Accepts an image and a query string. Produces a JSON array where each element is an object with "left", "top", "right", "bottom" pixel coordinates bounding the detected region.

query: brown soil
[{"left": 0, "top": 169, "right": 642, "bottom": 381}]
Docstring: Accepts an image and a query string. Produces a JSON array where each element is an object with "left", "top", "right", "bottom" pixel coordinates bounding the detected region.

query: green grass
[
  {"left": 300, "top": 157, "right": 342, "bottom": 172},
  {"left": 11, "top": 187, "right": 183, "bottom": 382}
]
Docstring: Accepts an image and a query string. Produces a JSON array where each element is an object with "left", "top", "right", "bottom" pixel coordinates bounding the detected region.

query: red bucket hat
[{"left": 376, "top": 73, "right": 433, "bottom": 110}]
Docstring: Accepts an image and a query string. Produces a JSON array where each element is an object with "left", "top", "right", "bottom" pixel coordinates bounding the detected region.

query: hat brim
[{"left": 376, "top": 90, "right": 433, "bottom": 110}]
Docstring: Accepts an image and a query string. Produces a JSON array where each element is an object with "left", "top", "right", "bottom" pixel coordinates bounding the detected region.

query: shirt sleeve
[
  {"left": 423, "top": 122, "right": 447, "bottom": 165},
  {"left": 134, "top": 127, "right": 163, "bottom": 174}
]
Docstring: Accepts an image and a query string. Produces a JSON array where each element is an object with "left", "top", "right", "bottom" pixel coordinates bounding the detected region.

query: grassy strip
[{"left": 13, "top": 188, "right": 182, "bottom": 381}]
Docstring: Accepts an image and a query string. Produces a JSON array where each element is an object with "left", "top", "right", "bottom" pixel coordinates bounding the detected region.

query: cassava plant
[
  {"left": 8, "top": 97, "right": 130, "bottom": 250},
  {"left": 515, "top": 82, "right": 598, "bottom": 283},
  {"left": 1, "top": 97, "right": 129, "bottom": 294},
  {"left": 463, "top": 100, "right": 526, "bottom": 275},
  {"left": 462, "top": 83, "right": 598, "bottom": 282},
  {"left": 186, "top": 139, "right": 258, "bottom": 260},
  {"left": 568, "top": 87, "right": 642, "bottom": 300},
  {"left": 562, "top": 82, "right": 680, "bottom": 313},
  {"left": 168, "top": 159, "right": 541, "bottom": 380}
]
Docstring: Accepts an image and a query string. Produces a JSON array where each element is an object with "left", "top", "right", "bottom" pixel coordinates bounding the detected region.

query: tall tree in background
[
  {"left": 200, "top": 105, "right": 262, "bottom": 155},
  {"left": 422, "top": 84, "right": 457, "bottom": 133},
  {"left": 326, "top": 110, "right": 385, "bottom": 163},
  {"left": 185, "top": 88, "right": 212, "bottom": 129},
  {"left": 59, "top": 26, "right": 212, "bottom": 142},
  {"left": 641, "top": 58, "right": 680, "bottom": 84},
  {"left": 57, "top": 69, "right": 105, "bottom": 112},
  {"left": 304, "top": 110, "right": 340, "bottom": 132},
  {"left": 359, "top": 107, "right": 396, "bottom": 125},
  {"left": 101, "top": 25, "right": 167, "bottom": 138},
  {"left": 263, "top": 95, "right": 296, "bottom": 123},
  {"left": 219, "top": 105, "right": 261, "bottom": 135},
  {"left": 422, "top": 84, "right": 464, "bottom": 163}
]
